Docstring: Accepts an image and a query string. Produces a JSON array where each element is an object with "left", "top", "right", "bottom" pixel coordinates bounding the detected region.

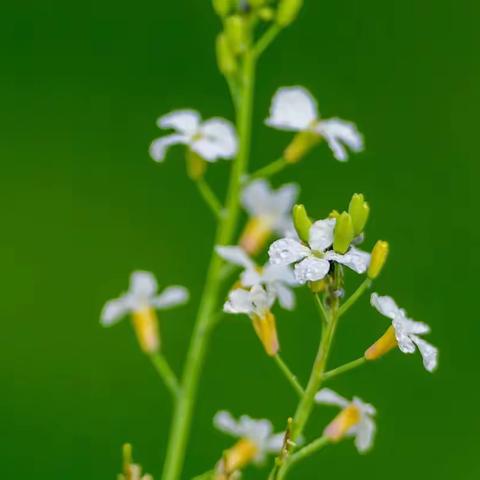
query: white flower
[
  {"left": 214, "top": 411, "right": 284, "bottom": 463},
  {"left": 268, "top": 218, "right": 370, "bottom": 284},
  {"left": 265, "top": 86, "right": 364, "bottom": 161},
  {"left": 100, "top": 271, "right": 189, "bottom": 326},
  {"left": 149, "top": 109, "right": 237, "bottom": 162},
  {"left": 224, "top": 284, "right": 275, "bottom": 318},
  {"left": 315, "top": 388, "right": 376, "bottom": 453},
  {"left": 241, "top": 180, "right": 299, "bottom": 236},
  {"left": 370, "top": 293, "right": 438, "bottom": 372},
  {"left": 216, "top": 246, "right": 298, "bottom": 310}
]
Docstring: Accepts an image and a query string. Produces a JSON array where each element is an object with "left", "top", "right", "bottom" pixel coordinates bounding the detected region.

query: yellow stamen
[
  {"left": 324, "top": 404, "right": 361, "bottom": 442},
  {"left": 239, "top": 217, "right": 273, "bottom": 255},
  {"left": 216, "top": 438, "right": 258, "bottom": 477},
  {"left": 364, "top": 325, "right": 397, "bottom": 361},
  {"left": 132, "top": 307, "right": 160, "bottom": 354},
  {"left": 251, "top": 311, "right": 279, "bottom": 356}
]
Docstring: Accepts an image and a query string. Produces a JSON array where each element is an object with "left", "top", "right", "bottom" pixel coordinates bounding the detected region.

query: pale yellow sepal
[
  {"left": 215, "top": 438, "right": 258, "bottom": 478},
  {"left": 132, "top": 307, "right": 160, "bottom": 354},
  {"left": 251, "top": 311, "right": 279, "bottom": 356},
  {"left": 364, "top": 325, "right": 397, "bottom": 361},
  {"left": 324, "top": 404, "right": 361, "bottom": 442},
  {"left": 239, "top": 217, "right": 272, "bottom": 255},
  {"left": 186, "top": 149, "right": 207, "bottom": 180},
  {"left": 284, "top": 130, "right": 321, "bottom": 163}
]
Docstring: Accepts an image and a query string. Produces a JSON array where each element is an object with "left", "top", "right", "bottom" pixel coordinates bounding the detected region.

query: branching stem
[
  {"left": 323, "top": 357, "right": 366, "bottom": 381},
  {"left": 274, "top": 354, "right": 305, "bottom": 397},
  {"left": 338, "top": 278, "right": 371, "bottom": 317},
  {"left": 196, "top": 178, "right": 223, "bottom": 220},
  {"left": 248, "top": 157, "right": 288, "bottom": 181},
  {"left": 149, "top": 353, "right": 180, "bottom": 398}
]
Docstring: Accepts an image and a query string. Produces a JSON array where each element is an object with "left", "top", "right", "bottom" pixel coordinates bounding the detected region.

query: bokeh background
[{"left": 2, "top": 0, "right": 479, "bottom": 478}]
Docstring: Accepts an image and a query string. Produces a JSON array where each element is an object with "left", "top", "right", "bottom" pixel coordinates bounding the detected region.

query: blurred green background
[{"left": 2, "top": 0, "right": 478, "bottom": 478}]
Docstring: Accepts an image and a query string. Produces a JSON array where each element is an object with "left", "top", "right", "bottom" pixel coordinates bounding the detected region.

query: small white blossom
[
  {"left": 100, "top": 271, "right": 189, "bottom": 326},
  {"left": 214, "top": 411, "right": 284, "bottom": 463},
  {"left": 149, "top": 109, "right": 237, "bottom": 162},
  {"left": 370, "top": 293, "right": 438, "bottom": 372},
  {"left": 265, "top": 86, "right": 364, "bottom": 161},
  {"left": 224, "top": 284, "right": 275, "bottom": 318},
  {"left": 216, "top": 246, "right": 298, "bottom": 310},
  {"left": 268, "top": 218, "right": 370, "bottom": 284},
  {"left": 315, "top": 388, "right": 376, "bottom": 453}
]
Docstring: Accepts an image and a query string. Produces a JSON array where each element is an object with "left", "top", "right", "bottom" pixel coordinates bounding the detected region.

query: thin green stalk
[
  {"left": 253, "top": 24, "right": 282, "bottom": 59},
  {"left": 284, "top": 436, "right": 329, "bottom": 472},
  {"left": 338, "top": 278, "right": 371, "bottom": 317},
  {"left": 323, "top": 357, "right": 366, "bottom": 381},
  {"left": 150, "top": 353, "right": 180, "bottom": 398},
  {"left": 313, "top": 293, "right": 329, "bottom": 325},
  {"left": 196, "top": 178, "right": 223, "bottom": 220},
  {"left": 248, "top": 157, "right": 288, "bottom": 181},
  {"left": 161, "top": 51, "right": 256, "bottom": 480},
  {"left": 274, "top": 354, "right": 305, "bottom": 397}
]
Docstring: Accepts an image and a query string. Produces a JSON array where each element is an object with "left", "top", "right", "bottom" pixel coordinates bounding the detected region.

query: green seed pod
[
  {"left": 348, "top": 193, "right": 370, "bottom": 236},
  {"left": 225, "top": 15, "right": 247, "bottom": 54},
  {"left": 276, "top": 0, "right": 303, "bottom": 27},
  {"left": 333, "top": 212, "right": 354, "bottom": 254},
  {"left": 293, "top": 204, "right": 312, "bottom": 242},
  {"left": 216, "top": 33, "right": 237, "bottom": 76},
  {"left": 212, "top": 0, "right": 232, "bottom": 17}
]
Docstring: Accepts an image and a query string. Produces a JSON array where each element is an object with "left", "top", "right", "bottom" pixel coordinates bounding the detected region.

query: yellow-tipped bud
[
  {"left": 284, "top": 130, "right": 321, "bottom": 163},
  {"left": 293, "top": 204, "right": 312, "bottom": 242},
  {"left": 251, "top": 311, "right": 279, "bottom": 356},
  {"left": 216, "top": 439, "right": 258, "bottom": 477},
  {"left": 258, "top": 7, "right": 275, "bottom": 21},
  {"left": 348, "top": 193, "right": 370, "bottom": 236},
  {"left": 364, "top": 325, "right": 397, "bottom": 360},
  {"left": 328, "top": 209, "right": 340, "bottom": 220},
  {"left": 324, "top": 404, "right": 361, "bottom": 442},
  {"left": 216, "top": 33, "right": 237, "bottom": 76},
  {"left": 333, "top": 212, "right": 354, "bottom": 254},
  {"left": 132, "top": 307, "right": 160, "bottom": 354},
  {"left": 225, "top": 15, "right": 247, "bottom": 55},
  {"left": 276, "top": 0, "right": 303, "bottom": 27},
  {"left": 239, "top": 217, "right": 272, "bottom": 255},
  {"left": 186, "top": 149, "right": 207, "bottom": 180},
  {"left": 367, "top": 240, "right": 389, "bottom": 279},
  {"left": 212, "top": 0, "right": 233, "bottom": 17}
]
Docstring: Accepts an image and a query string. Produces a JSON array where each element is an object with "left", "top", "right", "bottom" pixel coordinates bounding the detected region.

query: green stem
[
  {"left": 313, "top": 293, "right": 329, "bottom": 325},
  {"left": 284, "top": 436, "right": 329, "bottom": 472},
  {"left": 248, "top": 157, "right": 288, "bottom": 181},
  {"left": 338, "top": 278, "right": 371, "bottom": 317},
  {"left": 322, "top": 357, "right": 366, "bottom": 381},
  {"left": 196, "top": 178, "right": 223, "bottom": 220},
  {"left": 161, "top": 52, "right": 256, "bottom": 480},
  {"left": 150, "top": 353, "right": 180, "bottom": 398},
  {"left": 274, "top": 354, "right": 305, "bottom": 397},
  {"left": 253, "top": 24, "right": 282, "bottom": 59}
]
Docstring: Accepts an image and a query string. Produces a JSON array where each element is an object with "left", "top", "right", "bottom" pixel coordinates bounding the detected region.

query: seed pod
[
  {"left": 216, "top": 33, "right": 237, "bottom": 76},
  {"left": 225, "top": 15, "right": 247, "bottom": 54}
]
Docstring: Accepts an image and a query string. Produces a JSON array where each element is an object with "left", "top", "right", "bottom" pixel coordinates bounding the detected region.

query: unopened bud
[
  {"left": 284, "top": 130, "right": 321, "bottom": 163},
  {"left": 132, "top": 307, "right": 160, "bottom": 354},
  {"left": 333, "top": 212, "right": 354, "bottom": 254},
  {"left": 276, "top": 0, "right": 303, "bottom": 27},
  {"left": 367, "top": 240, "right": 389, "bottom": 279},
  {"left": 348, "top": 193, "right": 370, "bottom": 236},
  {"left": 216, "top": 33, "right": 237, "bottom": 76},
  {"left": 186, "top": 149, "right": 207, "bottom": 180},
  {"left": 258, "top": 7, "right": 275, "bottom": 20},
  {"left": 328, "top": 209, "right": 340, "bottom": 220},
  {"left": 364, "top": 325, "right": 397, "bottom": 360},
  {"left": 251, "top": 311, "right": 279, "bottom": 356},
  {"left": 212, "top": 0, "right": 232, "bottom": 17},
  {"left": 225, "top": 15, "right": 247, "bottom": 54},
  {"left": 249, "top": 0, "right": 266, "bottom": 7},
  {"left": 324, "top": 404, "right": 361, "bottom": 442},
  {"left": 293, "top": 204, "right": 312, "bottom": 242}
]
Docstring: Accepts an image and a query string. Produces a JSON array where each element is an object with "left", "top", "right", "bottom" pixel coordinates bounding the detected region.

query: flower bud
[
  {"left": 293, "top": 204, "right": 312, "bottom": 242},
  {"left": 239, "top": 217, "right": 272, "bottom": 255},
  {"left": 225, "top": 15, "right": 247, "bottom": 55},
  {"left": 258, "top": 7, "right": 275, "bottom": 21},
  {"left": 333, "top": 212, "right": 354, "bottom": 254},
  {"left": 212, "top": 0, "right": 232, "bottom": 17},
  {"left": 328, "top": 209, "right": 340, "bottom": 220},
  {"left": 364, "top": 325, "right": 397, "bottom": 360},
  {"left": 132, "top": 307, "right": 160, "bottom": 354},
  {"left": 348, "top": 193, "right": 370, "bottom": 236},
  {"left": 367, "top": 240, "right": 389, "bottom": 279},
  {"left": 216, "top": 33, "right": 237, "bottom": 76},
  {"left": 284, "top": 130, "right": 321, "bottom": 163},
  {"left": 216, "top": 439, "right": 258, "bottom": 477},
  {"left": 324, "top": 404, "right": 361, "bottom": 442},
  {"left": 249, "top": 0, "right": 266, "bottom": 7},
  {"left": 251, "top": 311, "right": 279, "bottom": 356},
  {"left": 276, "top": 0, "right": 303, "bottom": 27},
  {"left": 186, "top": 149, "right": 207, "bottom": 180}
]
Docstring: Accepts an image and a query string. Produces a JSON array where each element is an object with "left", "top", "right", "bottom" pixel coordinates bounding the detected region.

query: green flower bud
[
  {"left": 368, "top": 240, "right": 389, "bottom": 279},
  {"left": 333, "top": 212, "right": 354, "bottom": 254},
  {"left": 249, "top": 0, "right": 266, "bottom": 7},
  {"left": 293, "top": 204, "right": 312, "bottom": 242},
  {"left": 348, "top": 193, "right": 370, "bottom": 236},
  {"left": 329, "top": 209, "right": 340, "bottom": 220},
  {"left": 258, "top": 7, "right": 275, "bottom": 21},
  {"left": 284, "top": 130, "right": 321, "bottom": 163},
  {"left": 276, "top": 0, "right": 303, "bottom": 27},
  {"left": 225, "top": 15, "right": 247, "bottom": 55},
  {"left": 212, "top": 0, "right": 232, "bottom": 17},
  {"left": 216, "top": 33, "right": 237, "bottom": 76}
]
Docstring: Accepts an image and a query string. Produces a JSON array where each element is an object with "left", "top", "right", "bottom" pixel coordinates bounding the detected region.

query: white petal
[
  {"left": 130, "top": 271, "right": 158, "bottom": 299},
  {"left": 325, "top": 247, "right": 370, "bottom": 274},
  {"left": 269, "top": 183, "right": 300, "bottom": 225},
  {"left": 192, "top": 118, "right": 237, "bottom": 161},
  {"left": 272, "top": 283, "right": 295, "bottom": 310},
  {"left": 370, "top": 293, "right": 402, "bottom": 321},
  {"left": 268, "top": 238, "right": 311, "bottom": 266},
  {"left": 392, "top": 318, "right": 417, "bottom": 354},
  {"left": 354, "top": 416, "right": 376, "bottom": 453},
  {"left": 216, "top": 245, "right": 255, "bottom": 269},
  {"left": 262, "top": 264, "right": 297, "bottom": 286},
  {"left": 241, "top": 180, "right": 274, "bottom": 218},
  {"left": 152, "top": 286, "right": 189, "bottom": 309},
  {"left": 264, "top": 432, "right": 285, "bottom": 454},
  {"left": 213, "top": 410, "right": 241, "bottom": 437},
  {"left": 315, "top": 388, "right": 349, "bottom": 408},
  {"left": 294, "top": 256, "right": 330, "bottom": 284},
  {"left": 316, "top": 118, "right": 364, "bottom": 162},
  {"left": 149, "top": 134, "right": 186, "bottom": 162},
  {"left": 412, "top": 336, "right": 438, "bottom": 372},
  {"left": 309, "top": 218, "right": 336, "bottom": 252},
  {"left": 158, "top": 109, "right": 201, "bottom": 136},
  {"left": 250, "top": 284, "right": 275, "bottom": 316},
  {"left": 265, "top": 86, "right": 318, "bottom": 131},
  {"left": 397, "top": 317, "right": 431, "bottom": 336},
  {"left": 224, "top": 288, "right": 253, "bottom": 315},
  {"left": 240, "top": 268, "right": 262, "bottom": 287},
  {"left": 100, "top": 296, "right": 130, "bottom": 326}
]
